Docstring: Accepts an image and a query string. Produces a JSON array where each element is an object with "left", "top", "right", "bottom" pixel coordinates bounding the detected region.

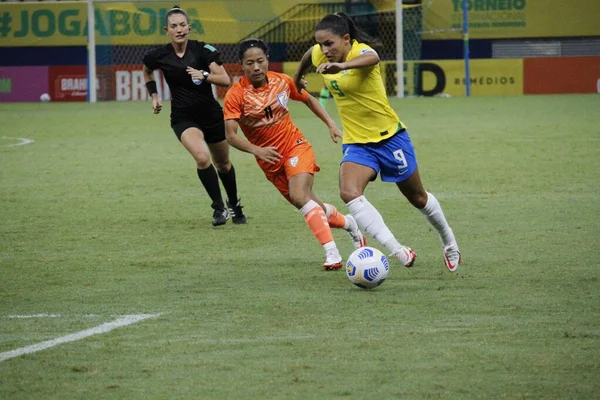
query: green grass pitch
[{"left": 1, "top": 94, "right": 599, "bottom": 399}]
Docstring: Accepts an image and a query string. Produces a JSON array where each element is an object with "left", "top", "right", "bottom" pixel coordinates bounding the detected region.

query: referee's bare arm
[
  {"left": 142, "top": 64, "right": 157, "bottom": 88},
  {"left": 206, "top": 62, "right": 231, "bottom": 87},
  {"left": 143, "top": 65, "right": 162, "bottom": 114}
]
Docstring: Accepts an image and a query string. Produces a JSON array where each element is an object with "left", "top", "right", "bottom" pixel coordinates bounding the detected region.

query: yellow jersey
[{"left": 311, "top": 41, "right": 405, "bottom": 144}]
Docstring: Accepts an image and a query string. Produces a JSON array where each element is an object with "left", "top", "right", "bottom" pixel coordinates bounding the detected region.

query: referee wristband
[{"left": 145, "top": 81, "right": 158, "bottom": 95}]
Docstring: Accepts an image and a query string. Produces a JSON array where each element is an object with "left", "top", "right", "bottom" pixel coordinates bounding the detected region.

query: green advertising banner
[
  {"left": 0, "top": 0, "right": 395, "bottom": 47},
  {"left": 0, "top": 2, "right": 270, "bottom": 46}
]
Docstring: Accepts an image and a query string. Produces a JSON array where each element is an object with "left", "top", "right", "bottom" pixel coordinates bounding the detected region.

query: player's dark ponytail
[
  {"left": 165, "top": 5, "right": 189, "bottom": 26},
  {"left": 238, "top": 38, "right": 269, "bottom": 61},
  {"left": 315, "top": 12, "right": 374, "bottom": 44}
]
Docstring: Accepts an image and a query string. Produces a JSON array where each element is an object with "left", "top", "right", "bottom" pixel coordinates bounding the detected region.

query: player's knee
[
  {"left": 213, "top": 160, "right": 231, "bottom": 174},
  {"left": 340, "top": 187, "right": 362, "bottom": 204},
  {"left": 407, "top": 192, "right": 427, "bottom": 209},
  {"left": 289, "top": 193, "right": 309, "bottom": 210},
  {"left": 194, "top": 153, "right": 212, "bottom": 169}
]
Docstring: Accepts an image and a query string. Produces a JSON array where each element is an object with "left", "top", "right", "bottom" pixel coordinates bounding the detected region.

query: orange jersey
[{"left": 223, "top": 72, "right": 310, "bottom": 171}]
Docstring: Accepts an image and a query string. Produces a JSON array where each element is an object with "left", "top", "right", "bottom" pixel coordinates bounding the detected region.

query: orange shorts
[{"left": 263, "top": 142, "right": 320, "bottom": 203}]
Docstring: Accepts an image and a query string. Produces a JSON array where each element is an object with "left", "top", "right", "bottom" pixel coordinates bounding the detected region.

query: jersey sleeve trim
[
  {"left": 349, "top": 42, "right": 377, "bottom": 61},
  {"left": 223, "top": 84, "right": 243, "bottom": 120},
  {"left": 281, "top": 73, "right": 308, "bottom": 102},
  {"left": 201, "top": 42, "right": 224, "bottom": 66}
]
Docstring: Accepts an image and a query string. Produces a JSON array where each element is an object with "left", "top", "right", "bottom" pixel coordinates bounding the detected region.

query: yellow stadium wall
[
  {"left": 283, "top": 59, "right": 524, "bottom": 97},
  {"left": 424, "top": 0, "right": 600, "bottom": 39}
]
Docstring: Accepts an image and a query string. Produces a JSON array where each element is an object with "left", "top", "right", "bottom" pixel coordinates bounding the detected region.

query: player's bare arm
[
  {"left": 143, "top": 64, "right": 162, "bottom": 114},
  {"left": 303, "top": 95, "right": 343, "bottom": 144},
  {"left": 293, "top": 47, "right": 313, "bottom": 93},
  {"left": 316, "top": 50, "right": 380, "bottom": 74},
  {"left": 186, "top": 61, "right": 230, "bottom": 87},
  {"left": 225, "top": 119, "right": 282, "bottom": 164}
]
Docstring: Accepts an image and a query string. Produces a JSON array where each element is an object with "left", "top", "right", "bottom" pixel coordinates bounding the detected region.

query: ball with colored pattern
[{"left": 345, "top": 247, "right": 389, "bottom": 290}]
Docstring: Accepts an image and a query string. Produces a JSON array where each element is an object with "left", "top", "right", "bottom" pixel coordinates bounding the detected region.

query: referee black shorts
[{"left": 170, "top": 111, "right": 226, "bottom": 144}]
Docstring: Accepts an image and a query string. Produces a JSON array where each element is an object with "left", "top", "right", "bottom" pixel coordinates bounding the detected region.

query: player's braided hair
[
  {"left": 165, "top": 5, "right": 189, "bottom": 26},
  {"left": 315, "top": 12, "right": 374, "bottom": 45},
  {"left": 238, "top": 38, "right": 270, "bottom": 61}
]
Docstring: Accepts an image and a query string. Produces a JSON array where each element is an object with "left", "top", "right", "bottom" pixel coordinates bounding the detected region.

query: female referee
[
  {"left": 223, "top": 39, "right": 366, "bottom": 270},
  {"left": 293, "top": 12, "right": 461, "bottom": 272},
  {"left": 142, "top": 6, "right": 246, "bottom": 226}
]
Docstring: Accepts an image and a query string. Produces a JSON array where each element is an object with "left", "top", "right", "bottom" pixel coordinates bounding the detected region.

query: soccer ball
[
  {"left": 40, "top": 93, "right": 51, "bottom": 102},
  {"left": 345, "top": 247, "right": 389, "bottom": 290}
]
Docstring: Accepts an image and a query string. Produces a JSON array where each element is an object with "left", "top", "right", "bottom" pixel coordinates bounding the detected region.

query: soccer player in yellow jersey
[{"left": 294, "top": 12, "right": 461, "bottom": 272}]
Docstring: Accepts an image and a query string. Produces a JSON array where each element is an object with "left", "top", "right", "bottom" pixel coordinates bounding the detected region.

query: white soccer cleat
[
  {"left": 323, "top": 248, "right": 343, "bottom": 271},
  {"left": 345, "top": 214, "right": 367, "bottom": 250},
  {"left": 443, "top": 243, "right": 461, "bottom": 272},
  {"left": 390, "top": 246, "right": 416, "bottom": 268}
]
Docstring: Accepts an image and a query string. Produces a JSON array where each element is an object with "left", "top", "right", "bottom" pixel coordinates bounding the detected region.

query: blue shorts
[{"left": 341, "top": 129, "right": 418, "bottom": 183}]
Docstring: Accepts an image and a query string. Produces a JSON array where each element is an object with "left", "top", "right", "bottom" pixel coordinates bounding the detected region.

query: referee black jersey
[{"left": 143, "top": 40, "right": 224, "bottom": 124}]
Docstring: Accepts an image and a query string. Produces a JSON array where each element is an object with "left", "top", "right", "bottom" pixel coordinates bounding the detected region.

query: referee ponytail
[
  {"left": 165, "top": 5, "right": 189, "bottom": 26},
  {"left": 315, "top": 12, "right": 374, "bottom": 45}
]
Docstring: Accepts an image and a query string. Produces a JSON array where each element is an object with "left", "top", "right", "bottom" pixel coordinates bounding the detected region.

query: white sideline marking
[
  {"left": 0, "top": 137, "right": 34, "bottom": 147},
  {"left": 6, "top": 314, "right": 100, "bottom": 319},
  {"left": 0, "top": 314, "right": 160, "bottom": 362}
]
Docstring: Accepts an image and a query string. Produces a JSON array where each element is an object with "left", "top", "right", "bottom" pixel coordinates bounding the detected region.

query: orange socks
[
  {"left": 324, "top": 203, "right": 347, "bottom": 229},
  {"left": 300, "top": 200, "right": 334, "bottom": 245}
]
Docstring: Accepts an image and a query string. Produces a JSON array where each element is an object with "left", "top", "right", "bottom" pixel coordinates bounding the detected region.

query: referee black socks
[
  {"left": 197, "top": 165, "right": 224, "bottom": 208},
  {"left": 218, "top": 164, "right": 239, "bottom": 207}
]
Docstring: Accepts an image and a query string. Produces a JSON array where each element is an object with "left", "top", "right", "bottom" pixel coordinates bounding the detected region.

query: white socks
[
  {"left": 419, "top": 192, "right": 455, "bottom": 247},
  {"left": 346, "top": 195, "right": 403, "bottom": 253},
  {"left": 345, "top": 193, "right": 455, "bottom": 253},
  {"left": 299, "top": 199, "right": 320, "bottom": 216}
]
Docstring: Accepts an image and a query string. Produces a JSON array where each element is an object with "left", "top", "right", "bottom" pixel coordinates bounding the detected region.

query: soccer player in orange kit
[{"left": 223, "top": 39, "right": 366, "bottom": 270}]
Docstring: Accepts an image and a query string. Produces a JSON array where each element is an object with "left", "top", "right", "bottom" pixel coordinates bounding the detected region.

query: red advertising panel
[
  {"left": 524, "top": 56, "right": 600, "bottom": 94},
  {"left": 49, "top": 65, "right": 169, "bottom": 101},
  {"left": 42, "top": 63, "right": 286, "bottom": 102},
  {"left": 49, "top": 66, "right": 88, "bottom": 102},
  {"left": 0, "top": 66, "right": 49, "bottom": 102},
  {"left": 110, "top": 65, "right": 169, "bottom": 101},
  {"left": 111, "top": 63, "right": 282, "bottom": 100}
]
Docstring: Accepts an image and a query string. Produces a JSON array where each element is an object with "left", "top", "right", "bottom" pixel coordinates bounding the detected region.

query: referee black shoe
[
  {"left": 211, "top": 203, "right": 229, "bottom": 226},
  {"left": 227, "top": 199, "right": 247, "bottom": 224}
]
